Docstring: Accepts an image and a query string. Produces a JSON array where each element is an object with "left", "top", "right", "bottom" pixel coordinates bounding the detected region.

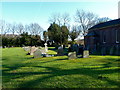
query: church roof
[
  {"left": 86, "top": 31, "right": 96, "bottom": 36},
  {"left": 89, "top": 18, "right": 120, "bottom": 30}
]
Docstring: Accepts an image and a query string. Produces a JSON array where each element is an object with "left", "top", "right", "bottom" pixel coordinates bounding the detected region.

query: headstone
[
  {"left": 23, "top": 47, "right": 31, "bottom": 52},
  {"left": 83, "top": 50, "right": 89, "bottom": 58},
  {"left": 33, "top": 49, "right": 43, "bottom": 58},
  {"left": 77, "top": 45, "right": 83, "bottom": 55},
  {"left": 70, "top": 44, "right": 83, "bottom": 55},
  {"left": 44, "top": 43, "right": 48, "bottom": 52},
  {"left": 68, "top": 52, "right": 77, "bottom": 60},
  {"left": 57, "top": 45, "right": 64, "bottom": 56},
  {"left": 30, "top": 46, "right": 38, "bottom": 55},
  {"left": 40, "top": 49, "right": 46, "bottom": 54}
]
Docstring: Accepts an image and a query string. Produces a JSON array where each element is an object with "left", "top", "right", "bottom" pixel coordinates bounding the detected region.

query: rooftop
[{"left": 89, "top": 18, "right": 120, "bottom": 30}]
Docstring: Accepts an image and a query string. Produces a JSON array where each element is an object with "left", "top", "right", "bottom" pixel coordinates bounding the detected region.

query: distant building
[{"left": 85, "top": 18, "right": 120, "bottom": 55}]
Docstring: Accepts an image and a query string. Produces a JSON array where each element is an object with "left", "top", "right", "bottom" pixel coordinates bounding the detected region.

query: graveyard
[
  {"left": 1, "top": 1, "right": 120, "bottom": 89},
  {"left": 2, "top": 47, "right": 120, "bottom": 88}
]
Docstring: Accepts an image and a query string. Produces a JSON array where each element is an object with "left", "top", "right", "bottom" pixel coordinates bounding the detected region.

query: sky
[{"left": 1, "top": 0, "right": 119, "bottom": 31}]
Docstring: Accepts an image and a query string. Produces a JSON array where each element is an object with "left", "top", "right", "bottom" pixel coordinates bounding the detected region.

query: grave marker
[
  {"left": 30, "top": 46, "right": 38, "bottom": 55},
  {"left": 44, "top": 43, "right": 48, "bottom": 52},
  {"left": 68, "top": 52, "right": 77, "bottom": 60},
  {"left": 33, "top": 49, "right": 43, "bottom": 58},
  {"left": 83, "top": 50, "right": 89, "bottom": 58},
  {"left": 57, "top": 45, "right": 64, "bottom": 56}
]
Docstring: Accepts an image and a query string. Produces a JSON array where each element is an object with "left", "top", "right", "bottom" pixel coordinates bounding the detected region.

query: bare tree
[
  {"left": 62, "top": 13, "right": 70, "bottom": 26},
  {"left": 16, "top": 23, "right": 24, "bottom": 35},
  {"left": 0, "top": 20, "right": 11, "bottom": 35},
  {"left": 11, "top": 23, "right": 17, "bottom": 35},
  {"left": 24, "top": 24, "right": 31, "bottom": 34},
  {"left": 48, "top": 13, "right": 61, "bottom": 25},
  {"left": 75, "top": 10, "right": 98, "bottom": 36},
  {"left": 29, "top": 23, "right": 44, "bottom": 35},
  {"left": 96, "top": 17, "right": 111, "bottom": 24},
  {"left": 49, "top": 12, "right": 70, "bottom": 26}
]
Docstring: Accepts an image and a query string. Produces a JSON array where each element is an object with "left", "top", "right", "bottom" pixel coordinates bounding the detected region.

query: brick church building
[{"left": 84, "top": 18, "right": 120, "bottom": 55}]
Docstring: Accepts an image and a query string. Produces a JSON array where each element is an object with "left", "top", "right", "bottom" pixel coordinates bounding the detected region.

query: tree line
[{"left": 0, "top": 10, "right": 111, "bottom": 47}]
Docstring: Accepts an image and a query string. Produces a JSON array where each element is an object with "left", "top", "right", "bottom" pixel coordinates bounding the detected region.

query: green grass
[{"left": 2, "top": 47, "right": 120, "bottom": 88}]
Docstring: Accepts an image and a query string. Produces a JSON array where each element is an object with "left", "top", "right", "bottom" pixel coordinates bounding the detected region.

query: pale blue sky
[{"left": 1, "top": 1, "right": 119, "bottom": 30}]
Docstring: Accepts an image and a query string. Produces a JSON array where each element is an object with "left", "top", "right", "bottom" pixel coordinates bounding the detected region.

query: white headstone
[
  {"left": 83, "top": 50, "right": 89, "bottom": 58},
  {"left": 30, "top": 46, "right": 38, "bottom": 55}
]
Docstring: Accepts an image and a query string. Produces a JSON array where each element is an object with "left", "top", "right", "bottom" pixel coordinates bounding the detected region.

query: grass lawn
[{"left": 1, "top": 47, "right": 120, "bottom": 88}]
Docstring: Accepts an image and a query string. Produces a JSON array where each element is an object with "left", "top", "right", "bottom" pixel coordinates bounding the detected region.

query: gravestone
[
  {"left": 30, "top": 46, "right": 38, "bottom": 55},
  {"left": 68, "top": 52, "right": 77, "bottom": 60},
  {"left": 23, "top": 47, "right": 31, "bottom": 52},
  {"left": 57, "top": 45, "right": 64, "bottom": 56},
  {"left": 44, "top": 43, "right": 48, "bottom": 52},
  {"left": 40, "top": 49, "right": 46, "bottom": 54},
  {"left": 33, "top": 49, "right": 43, "bottom": 58},
  {"left": 83, "top": 50, "right": 89, "bottom": 58},
  {"left": 69, "top": 44, "right": 83, "bottom": 55}
]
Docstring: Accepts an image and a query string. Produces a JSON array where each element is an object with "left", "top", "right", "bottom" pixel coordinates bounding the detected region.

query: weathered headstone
[
  {"left": 40, "top": 49, "right": 47, "bottom": 54},
  {"left": 57, "top": 45, "right": 64, "bottom": 56},
  {"left": 33, "top": 49, "right": 43, "bottom": 58},
  {"left": 44, "top": 43, "right": 48, "bottom": 52},
  {"left": 23, "top": 47, "right": 31, "bottom": 52},
  {"left": 83, "top": 50, "right": 89, "bottom": 58},
  {"left": 68, "top": 52, "right": 77, "bottom": 60},
  {"left": 30, "top": 46, "right": 38, "bottom": 55}
]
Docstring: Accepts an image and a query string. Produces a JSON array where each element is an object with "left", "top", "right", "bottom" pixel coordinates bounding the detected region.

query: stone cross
[{"left": 44, "top": 43, "right": 48, "bottom": 52}]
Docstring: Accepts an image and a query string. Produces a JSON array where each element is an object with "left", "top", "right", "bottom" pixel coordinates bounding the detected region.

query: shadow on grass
[
  {"left": 18, "top": 66, "right": 120, "bottom": 88},
  {"left": 2, "top": 63, "right": 120, "bottom": 88},
  {"left": 48, "top": 48, "right": 57, "bottom": 52},
  {"left": 56, "top": 57, "right": 68, "bottom": 60},
  {"left": 2, "top": 55, "right": 120, "bottom": 88}
]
